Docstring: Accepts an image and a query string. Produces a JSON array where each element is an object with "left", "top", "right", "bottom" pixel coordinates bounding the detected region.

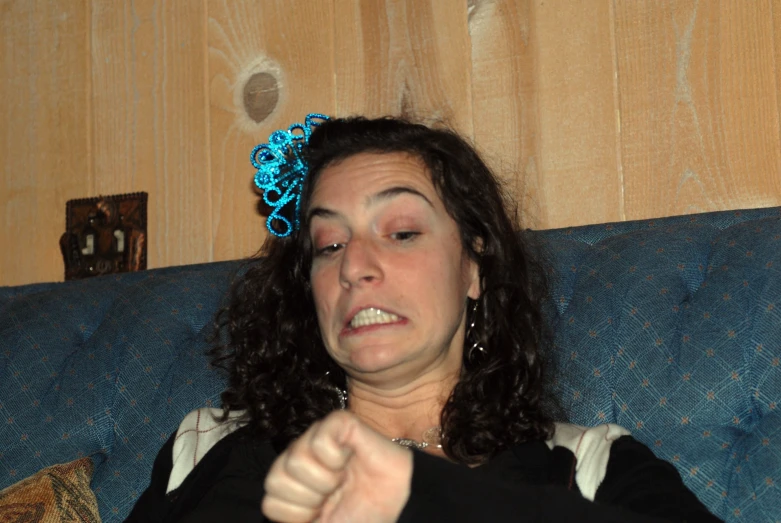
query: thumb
[
  {"left": 310, "top": 411, "right": 361, "bottom": 471},
  {"left": 323, "top": 411, "right": 412, "bottom": 468}
]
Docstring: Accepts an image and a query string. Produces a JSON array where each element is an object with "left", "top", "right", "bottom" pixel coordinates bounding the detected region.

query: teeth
[{"left": 349, "top": 308, "right": 400, "bottom": 328}]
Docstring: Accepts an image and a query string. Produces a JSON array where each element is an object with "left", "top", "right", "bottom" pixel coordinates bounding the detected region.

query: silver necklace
[
  {"left": 333, "top": 384, "right": 443, "bottom": 450},
  {"left": 391, "top": 426, "right": 443, "bottom": 450}
]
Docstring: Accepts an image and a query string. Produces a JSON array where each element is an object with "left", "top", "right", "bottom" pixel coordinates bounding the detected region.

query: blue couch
[{"left": 1, "top": 207, "right": 779, "bottom": 522}]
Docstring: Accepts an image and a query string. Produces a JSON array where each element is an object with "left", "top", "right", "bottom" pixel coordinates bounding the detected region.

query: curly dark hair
[{"left": 209, "top": 116, "right": 555, "bottom": 464}]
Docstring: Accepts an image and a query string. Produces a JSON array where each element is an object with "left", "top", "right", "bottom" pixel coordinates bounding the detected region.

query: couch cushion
[
  {"left": 537, "top": 208, "right": 781, "bottom": 521},
  {"left": 0, "top": 457, "right": 100, "bottom": 523}
]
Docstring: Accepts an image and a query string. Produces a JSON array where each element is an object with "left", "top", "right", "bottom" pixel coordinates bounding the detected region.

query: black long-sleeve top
[{"left": 126, "top": 421, "right": 721, "bottom": 523}]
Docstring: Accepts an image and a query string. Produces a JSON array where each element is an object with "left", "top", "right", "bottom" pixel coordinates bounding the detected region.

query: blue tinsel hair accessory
[{"left": 251, "top": 113, "right": 330, "bottom": 237}]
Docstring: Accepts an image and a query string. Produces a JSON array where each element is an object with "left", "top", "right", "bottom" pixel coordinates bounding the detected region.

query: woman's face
[{"left": 307, "top": 152, "right": 480, "bottom": 386}]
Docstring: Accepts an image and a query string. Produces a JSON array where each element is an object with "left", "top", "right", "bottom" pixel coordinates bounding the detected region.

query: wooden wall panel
[
  {"left": 776, "top": 0, "right": 781, "bottom": 142},
  {"left": 3, "top": 0, "right": 781, "bottom": 285},
  {"left": 0, "top": 0, "right": 90, "bottom": 286},
  {"left": 776, "top": 0, "right": 781, "bottom": 144},
  {"left": 334, "top": 0, "right": 473, "bottom": 137},
  {"left": 469, "top": 0, "right": 541, "bottom": 226},
  {"left": 615, "top": 0, "right": 781, "bottom": 219},
  {"left": 91, "top": 0, "right": 212, "bottom": 269},
  {"left": 534, "top": 0, "right": 622, "bottom": 228},
  {"left": 207, "top": 0, "right": 336, "bottom": 261}
]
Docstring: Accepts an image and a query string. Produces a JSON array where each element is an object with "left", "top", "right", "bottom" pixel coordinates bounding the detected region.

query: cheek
[
  {"left": 407, "top": 247, "right": 465, "bottom": 303},
  {"left": 310, "top": 265, "right": 337, "bottom": 322}
]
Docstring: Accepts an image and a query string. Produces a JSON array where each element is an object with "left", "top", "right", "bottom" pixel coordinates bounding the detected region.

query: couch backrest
[
  {"left": 1, "top": 207, "right": 779, "bottom": 522},
  {"left": 0, "top": 262, "right": 237, "bottom": 519},
  {"left": 538, "top": 207, "right": 781, "bottom": 522}
]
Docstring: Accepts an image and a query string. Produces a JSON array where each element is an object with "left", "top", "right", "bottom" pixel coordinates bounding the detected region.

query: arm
[
  {"left": 593, "top": 436, "right": 720, "bottom": 522},
  {"left": 397, "top": 439, "right": 721, "bottom": 523},
  {"left": 398, "top": 450, "right": 665, "bottom": 523},
  {"left": 262, "top": 412, "right": 722, "bottom": 523}
]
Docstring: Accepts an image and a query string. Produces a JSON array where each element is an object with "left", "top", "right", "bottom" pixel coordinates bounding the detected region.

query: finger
[
  {"left": 279, "top": 436, "right": 345, "bottom": 495},
  {"left": 309, "top": 413, "right": 355, "bottom": 471},
  {"left": 263, "top": 411, "right": 361, "bottom": 518},
  {"left": 328, "top": 410, "right": 405, "bottom": 465},
  {"left": 264, "top": 466, "right": 328, "bottom": 508},
  {"left": 261, "top": 494, "right": 318, "bottom": 523},
  {"left": 265, "top": 420, "right": 346, "bottom": 499}
]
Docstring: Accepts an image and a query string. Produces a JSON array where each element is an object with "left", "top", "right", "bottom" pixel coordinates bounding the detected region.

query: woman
[{"left": 127, "top": 115, "right": 720, "bottom": 522}]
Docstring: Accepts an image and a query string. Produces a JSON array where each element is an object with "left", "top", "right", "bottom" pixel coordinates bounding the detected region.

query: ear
[
  {"left": 465, "top": 237, "right": 483, "bottom": 300},
  {"left": 466, "top": 255, "right": 481, "bottom": 300}
]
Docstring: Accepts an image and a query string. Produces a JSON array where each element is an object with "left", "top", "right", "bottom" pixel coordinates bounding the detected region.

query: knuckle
[
  {"left": 310, "top": 433, "right": 330, "bottom": 454},
  {"left": 325, "top": 409, "right": 354, "bottom": 428},
  {"left": 263, "top": 469, "right": 287, "bottom": 494},
  {"left": 284, "top": 453, "right": 309, "bottom": 476}
]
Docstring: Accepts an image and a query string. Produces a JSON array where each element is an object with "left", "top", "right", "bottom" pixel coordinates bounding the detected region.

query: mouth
[
  {"left": 348, "top": 307, "right": 401, "bottom": 328},
  {"left": 343, "top": 307, "right": 406, "bottom": 334}
]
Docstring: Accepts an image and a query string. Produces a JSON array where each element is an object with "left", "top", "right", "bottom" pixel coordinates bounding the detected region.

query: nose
[{"left": 339, "top": 236, "right": 383, "bottom": 288}]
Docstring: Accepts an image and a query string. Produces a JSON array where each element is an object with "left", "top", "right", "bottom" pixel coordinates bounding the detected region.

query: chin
[{"left": 346, "top": 345, "right": 409, "bottom": 374}]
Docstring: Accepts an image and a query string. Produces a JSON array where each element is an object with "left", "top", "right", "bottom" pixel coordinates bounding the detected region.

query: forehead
[{"left": 309, "top": 152, "right": 439, "bottom": 208}]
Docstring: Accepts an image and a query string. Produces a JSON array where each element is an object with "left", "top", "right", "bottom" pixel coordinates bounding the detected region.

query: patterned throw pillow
[{"left": 0, "top": 458, "right": 101, "bottom": 523}]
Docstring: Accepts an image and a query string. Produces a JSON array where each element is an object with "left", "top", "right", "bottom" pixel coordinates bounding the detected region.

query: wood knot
[{"left": 243, "top": 72, "right": 279, "bottom": 123}]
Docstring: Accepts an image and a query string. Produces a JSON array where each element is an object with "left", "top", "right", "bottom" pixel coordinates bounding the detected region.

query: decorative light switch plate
[{"left": 59, "top": 192, "right": 148, "bottom": 280}]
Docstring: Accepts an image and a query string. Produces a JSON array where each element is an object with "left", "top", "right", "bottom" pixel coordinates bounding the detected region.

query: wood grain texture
[
  {"left": 469, "top": 0, "right": 541, "bottom": 227},
  {"left": 776, "top": 0, "right": 781, "bottom": 151},
  {"left": 615, "top": 0, "right": 781, "bottom": 219},
  {"left": 0, "top": 0, "right": 90, "bottom": 286},
  {"left": 534, "top": 0, "right": 622, "bottom": 228},
  {"left": 334, "top": 0, "right": 473, "bottom": 137},
  {"left": 90, "top": 0, "right": 212, "bottom": 270},
  {"left": 3, "top": 0, "right": 781, "bottom": 285},
  {"left": 207, "top": 0, "right": 336, "bottom": 261}
]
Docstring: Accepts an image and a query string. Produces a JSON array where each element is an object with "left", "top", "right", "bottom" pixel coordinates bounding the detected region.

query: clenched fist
[{"left": 261, "top": 410, "right": 414, "bottom": 523}]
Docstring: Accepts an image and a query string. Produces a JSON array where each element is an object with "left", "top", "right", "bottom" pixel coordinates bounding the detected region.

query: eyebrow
[{"left": 307, "top": 185, "right": 434, "bottom": 222}]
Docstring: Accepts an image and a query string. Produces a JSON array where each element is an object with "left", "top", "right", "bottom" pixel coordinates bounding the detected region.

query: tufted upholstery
[
  {"left": 0, "top": 262, "right": 237, "bottom": 519},
  {"left": 1, "top": 207, "right": 779, "bottom": 522},
  {"left": 539, "top": 208, "right": 781, "bottom": 522}
]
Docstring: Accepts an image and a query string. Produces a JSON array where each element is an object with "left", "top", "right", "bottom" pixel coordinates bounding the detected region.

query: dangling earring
[
  {"left": 325, "top": 371, "right": 347, "bottom": 409},
  {"left": 466, "top": 299, "right": 487, "bottom": 361}
]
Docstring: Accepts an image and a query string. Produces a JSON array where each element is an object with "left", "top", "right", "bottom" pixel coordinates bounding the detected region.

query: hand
[{"left": 262, "top": 410, "right": 414, "bottom": 523}]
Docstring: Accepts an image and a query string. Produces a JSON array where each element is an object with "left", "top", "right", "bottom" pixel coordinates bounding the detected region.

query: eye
[
  {"left": 315, "top": 243, "right": 343, "bottom": 257},
  {"left": 390, "top": 231, "right": 420, "bottom": 242}
]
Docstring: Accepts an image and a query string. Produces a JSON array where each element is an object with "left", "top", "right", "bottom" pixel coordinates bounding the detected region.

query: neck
[{"left": 346, "top": 371, "right": 458, "bottom": 445}]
